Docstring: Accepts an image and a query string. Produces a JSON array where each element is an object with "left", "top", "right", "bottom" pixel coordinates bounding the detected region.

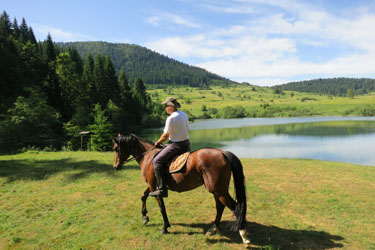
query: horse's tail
[{"left": 223, "top": 151, "right": 247, "bottom": 230}]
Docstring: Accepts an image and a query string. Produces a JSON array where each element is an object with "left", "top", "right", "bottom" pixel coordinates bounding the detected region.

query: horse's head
[{"left": 112, "top": 134, "right": 134, "bottom": 170}]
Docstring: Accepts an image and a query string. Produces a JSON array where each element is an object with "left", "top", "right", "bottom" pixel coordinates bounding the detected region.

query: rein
[{"left": 121, "top": 146, "right": 160, "bottom": 165}]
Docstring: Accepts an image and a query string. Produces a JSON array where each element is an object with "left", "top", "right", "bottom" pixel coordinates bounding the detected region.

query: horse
[{"left": 112, "top": 134, "right": 250, "bottom": 244}]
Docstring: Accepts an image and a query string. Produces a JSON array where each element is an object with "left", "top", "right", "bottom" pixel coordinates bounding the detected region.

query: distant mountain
[
  {"left": 277, "top": 78, "right": 375, "bottom": 96},
  {"left": 59, "top": 41, "right": 235, "bottom": 87}
]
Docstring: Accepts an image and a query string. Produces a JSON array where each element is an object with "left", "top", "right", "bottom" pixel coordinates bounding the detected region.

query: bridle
[{"left": 118, "top": 146, "right": 159, "bottom": 165}]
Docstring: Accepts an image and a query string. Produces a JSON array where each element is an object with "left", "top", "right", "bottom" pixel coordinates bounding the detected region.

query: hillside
[
  {"left": 277, "top": 77, "right": 375, "bottom": 96},
  {"left": 59, "top": 41, "right": 235, "bottom": 87}
]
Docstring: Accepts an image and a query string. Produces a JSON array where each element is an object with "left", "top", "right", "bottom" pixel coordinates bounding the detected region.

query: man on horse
[{"left": 150, "top": 97, "right": 190, "bottom": 197}]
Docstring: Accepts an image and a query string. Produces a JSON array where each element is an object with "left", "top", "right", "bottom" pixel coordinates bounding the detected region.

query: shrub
[
  {"left": 220, "top": 105, "right": 246, "bottom": 118},
  {"left": 360, "top": 105, "right": 375, "bottom": 116}
]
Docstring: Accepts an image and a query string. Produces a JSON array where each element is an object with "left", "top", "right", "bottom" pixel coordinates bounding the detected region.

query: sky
[{"left": 3, "top": 0, "right": 375, "bottom": 86}]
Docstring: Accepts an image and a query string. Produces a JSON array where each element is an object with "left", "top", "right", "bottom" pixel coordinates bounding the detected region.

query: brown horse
[{"left": 112, "top": 134, "right": 250, "bottom": 244}]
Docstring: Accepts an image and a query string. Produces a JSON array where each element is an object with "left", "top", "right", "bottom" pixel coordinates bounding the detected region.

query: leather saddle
[
  {"left": 152, "top": 151, "right": 190, "bottom": 174},
  {"left": 168, "top": 152, "right": 190, "bottom": 173}
]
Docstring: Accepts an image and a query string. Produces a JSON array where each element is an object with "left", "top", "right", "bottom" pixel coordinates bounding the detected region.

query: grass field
[
  {"left": 1, "top": 151, "right": 375, "bottom": 249},
  {"left": 148, "top": 85, "right": 375, "bottom": 119}
]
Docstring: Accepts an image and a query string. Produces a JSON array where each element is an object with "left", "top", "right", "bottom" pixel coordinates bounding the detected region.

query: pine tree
[
  {"left": 118, "top": 70, "right": 132, "bottom": 103},
  {"left": 54, "top": 51, "right": 80, "bottom": 120},
  {"left": 103, "top": 55, "right": 119, "bottom": 104},
  {"left": 27, "top": 27, "right": 37, "bottom": 44},
  {"left": 81, "top": 53, "right": 95, "bottom": 107},
  {"left": 92, "top": 54, "right": 106, "bottom": 107},
  {"left": 113, "top": 70, "right": 136, "bottom": 133},
  {"left": 19, "top": 18, "right": 28, "bottom": 42},
  {"left": 90, "top": 104, "right": 113, "bottom": 151},
  {"left": 68, "top": 47, "right": 83, "bottom": 74},
  {"left": 42, "top": 33, "right": 62, "bottom": 114},
  {"left": 44, "top": 33, "right": 56, "bottom": 62},
  {"left": 0, "top": 11, "right": 12, "bottom": 38},
  {"left": 12, "top": 18, "right": 20, "bottom": 38}
]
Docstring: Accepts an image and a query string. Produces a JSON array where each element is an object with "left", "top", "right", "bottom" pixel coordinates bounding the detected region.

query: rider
[{"left": 150, "top": 97, "right": 190, "bottom": 197}]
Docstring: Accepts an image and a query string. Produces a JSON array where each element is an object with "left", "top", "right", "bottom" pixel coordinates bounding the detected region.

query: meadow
[
  {"left": 148, "top": 85, "right": 375, "bottom": 119},
  {"left": 1, "top": 151, "right": 375, "bottom": 249}
]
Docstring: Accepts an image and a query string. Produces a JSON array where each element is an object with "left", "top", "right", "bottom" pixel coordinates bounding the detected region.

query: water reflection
[
  {"left": 140, "top": 118, "right": 375, "bottom": 166},
  {"left": 221, "top": 134, "right": 375, "bottom": 166}
]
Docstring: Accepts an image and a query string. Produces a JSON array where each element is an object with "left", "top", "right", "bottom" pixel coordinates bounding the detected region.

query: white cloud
[
  {"left": 146, "top": 12, "right": 200, "bottom": 29},
  {"left": 33, "top": 24, "right": 94, "bottom": 42},
  {"left": 203, "top": 3, "right": 257, "bottom": 14},
  {"left": 145, "top": 0, "right": 375, "bottom": 86}
]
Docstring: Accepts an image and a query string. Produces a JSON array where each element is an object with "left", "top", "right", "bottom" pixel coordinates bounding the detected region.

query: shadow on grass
[
  {"left": 174, "top": 221, "right": 344, "bottom": 249},
  {"left": 0, "top": 158, "right": 139, "bottom": 183}
]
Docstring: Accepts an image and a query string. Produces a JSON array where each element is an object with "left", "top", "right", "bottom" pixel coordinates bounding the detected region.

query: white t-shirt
[{"left": 163, "top": 110, "right": 189, "bottom": 142}]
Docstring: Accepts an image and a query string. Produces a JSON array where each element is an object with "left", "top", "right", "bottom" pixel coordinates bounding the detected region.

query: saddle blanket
[{"left": 169, "top": 152, "right": 190, "bottom": 173}]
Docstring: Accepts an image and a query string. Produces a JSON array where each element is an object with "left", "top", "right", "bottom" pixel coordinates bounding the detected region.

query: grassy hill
[
  {"left": 148, "top": 84, "right": 375, "bottom": 119},
  {"left": 60, "top": 41, "right": 235, "bottom": 87},
  {"left": 1, "top": 151, "right": 375, "bottom": 249}
]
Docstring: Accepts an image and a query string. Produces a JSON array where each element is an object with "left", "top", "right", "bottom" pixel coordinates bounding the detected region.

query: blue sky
[{"left": 3, "top": 0, "right": 375, "bottom": 86}]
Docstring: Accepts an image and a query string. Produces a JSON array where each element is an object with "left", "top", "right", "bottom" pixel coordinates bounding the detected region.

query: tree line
[
  {"left": 278, "top": 78, "right": 375, "bottom": 96},
  {"left": 0, "top": 11, "right": 164, "bottom": 152}
]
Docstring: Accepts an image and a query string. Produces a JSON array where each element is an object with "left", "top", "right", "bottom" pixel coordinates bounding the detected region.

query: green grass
[
  {"left": 1, "top": 151, "right": 375, "bottom": 249},
  {"left": 148, "top": 85, "right": 375, "bottom": 118}
]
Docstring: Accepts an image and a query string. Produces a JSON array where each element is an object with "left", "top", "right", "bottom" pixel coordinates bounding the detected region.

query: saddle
[{"left": 168, "top": 152, "right": 190, "bottom": 173}]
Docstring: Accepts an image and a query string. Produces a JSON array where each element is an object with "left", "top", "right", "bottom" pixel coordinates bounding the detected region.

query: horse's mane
[
  {"left": 130, "top": 134, "right": 154, "bottom": 146},
  {"left": 116, "top": 134, "right": 154, "bottom": 146}
]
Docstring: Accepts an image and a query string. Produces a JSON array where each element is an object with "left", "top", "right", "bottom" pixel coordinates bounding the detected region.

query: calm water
[{"left": 140, "top": 117, "right": 375, "bottom": 166}]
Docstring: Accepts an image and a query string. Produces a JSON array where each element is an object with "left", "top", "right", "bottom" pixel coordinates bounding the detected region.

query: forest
[
  {"left": 277, "top": 77, "right": 375, "bottom": 96},
  {"left": 59, "top": 42, "right": 235, "bottom": 87},
  {"left": 0, "top": 11, "right": 165, "bottom": 153}
]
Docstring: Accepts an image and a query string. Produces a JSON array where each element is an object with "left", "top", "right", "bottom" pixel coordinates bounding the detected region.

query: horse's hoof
[
  {"left": 239, "top": 229, "right": 251, "bottom": 244},
  {"left": 142, "top": 216, "right": 149, "bottom": 225},
  {"left": 161, "top": 228, "right": 169, "bottom": 234},
  {"left": 205, "top": 224, "right": 219, "bottom": 236}
]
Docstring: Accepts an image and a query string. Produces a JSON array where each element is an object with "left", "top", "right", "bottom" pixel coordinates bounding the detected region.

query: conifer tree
[
  {"left": 28, "top": 27, "right": 37, "bottom": 44},
  {"left": 103, "top": 55, "right": 119, "bottom": 104},
  {"left": 81, "top": 53, "right": 95, "bottom": 107},
  {"left": 92, "top": 54, "right": 106, "bottom": 107},
  {"left": 12, "top": 18, "right": 20, "bottom": 38},
  {"left": 54, "top": 51, "right": 80, "bottom": 120},
  {"left": 90, "top": 104, "right": 113, "bottom": 151},
  {"left": 113, "top": 70, "right": 136, "bottom": 132},
  {"left": 0, "top": 11, "right": 12, "bottom": 38},
  {"left": 44, "top": 33, "right": 56, "bottom": 62},
  {"left": 43, "top": 33, "right": 61, "bottom": 113},
  {"left": 19, "top": 18, "right": 29, "bottom": 42},
  {"left": 68, "top": 47, "right": 83, "bottom": 74}
]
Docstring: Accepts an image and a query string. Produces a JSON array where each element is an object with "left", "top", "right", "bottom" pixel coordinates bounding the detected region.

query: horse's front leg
[
  {"left": 155, "top": 197, "right": 171, "bottom": 234},
  {"left": 141, "top": 188, "right": 150, "bottom": 225}
]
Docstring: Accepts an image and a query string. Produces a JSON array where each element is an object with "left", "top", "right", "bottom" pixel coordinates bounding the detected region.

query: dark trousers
[{"left": 152, "top": 140, "right": 190, "bottom": 172}]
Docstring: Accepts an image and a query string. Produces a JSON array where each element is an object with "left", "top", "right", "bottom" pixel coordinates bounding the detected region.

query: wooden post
[{"left": 79, "top": 131, "right": 91, "bottom": 151}]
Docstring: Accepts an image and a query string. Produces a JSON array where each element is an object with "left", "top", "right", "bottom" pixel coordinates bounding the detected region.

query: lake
[{"left": 140, "top": 117, "right": 375, "bottom": 166}]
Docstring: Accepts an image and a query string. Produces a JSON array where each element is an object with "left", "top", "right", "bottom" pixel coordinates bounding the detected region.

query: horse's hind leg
[
  {"left": 206, "top": 194, "right": 225, "bottom": 236},
  {"left": 141, "top": 188, "right": 150, "bottom": 225},
  {"left": 206, "top": 192, "right": 237, "bottom": 234},
  {"left": 217, "top": 192, "right": 250, "bottom": 244}
]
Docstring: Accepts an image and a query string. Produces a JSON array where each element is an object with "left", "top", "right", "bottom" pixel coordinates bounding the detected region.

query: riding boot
[{"left": 149, "top": 167, "right": 168, "bottom": 197}]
